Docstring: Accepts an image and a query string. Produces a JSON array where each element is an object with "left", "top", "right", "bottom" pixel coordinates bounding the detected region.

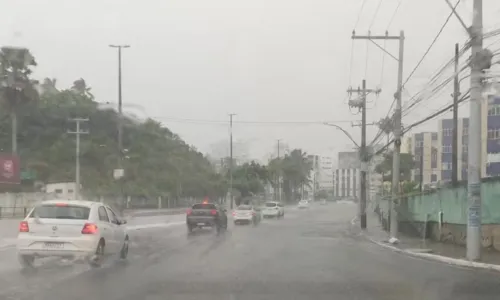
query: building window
[
  {"left": 442, "top": 162, "right": 452, "bottom": 170},
  {"left": 463, "top": 127, "right": 468, "bottom": 136},
  {"left": 415, "top": 140, "right": 423, "bottom": 147},
  {"left": 488, "top": 129, "right": 500, "bottom": 140},
  {"left": 442, "top": 128, "right": 452, "bottom": 136},
  {"left": 462, "top": 144, "right": 468, "bottom": 153},
  {"left": 431, "top": 174, "right": 437, "bottom": 182},
  {"left": 488, "top": 105, "right": 500, "bottom": 116},
  {"left": 442, "top": 144, "right": 452, "bottom": 153}
]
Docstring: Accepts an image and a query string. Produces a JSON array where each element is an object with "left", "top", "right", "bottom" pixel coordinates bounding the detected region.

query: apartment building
[
  {"left": 408, "top": 132, "right": 440, "bottom": 185},
  {"left": 438, "top": 93, "right": 500, "bottom": 182},
  {"left": 333, "top": 151, "right": 360, "bottom": 198}
]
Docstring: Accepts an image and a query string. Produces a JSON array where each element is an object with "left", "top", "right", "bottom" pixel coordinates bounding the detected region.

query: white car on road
[
  {"left": 17, "top": 200, "right": 129, "bottom": 268},
  {"left": 262, "top": 201, "right": 284, "bottom": 218},
  {"left": 297, "top": 200, "right": 310, "bottom": 209}
]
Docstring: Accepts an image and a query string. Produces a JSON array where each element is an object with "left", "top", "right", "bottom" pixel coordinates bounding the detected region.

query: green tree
[
  {"left": 0, "top": 47, "right": 39, "bottom": 153},
  {"left": 375, "top": 151, "right": 414, "bottom": 182},
  {"left": 269, "top": 149, "right": 312, "bottom": 203},
  {"left": 0, "top": 78, "right": 226, "bottom": 202},
  {"left": 230, "top": 161, "right": 269, "bottom": 205}
]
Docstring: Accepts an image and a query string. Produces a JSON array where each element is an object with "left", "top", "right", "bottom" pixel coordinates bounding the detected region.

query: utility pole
[
  {"left": 420, "top": 153, "right": 424, "bottom": 193},
  {"left": 352, "top": 30, "right": 405, "bottom": 239},
  {"left": 109, "top": 45, "right": 130, "bottom": 162},
  {"left": 445, "top": 0, "right": 492, "bottom": 261},
  {"left": 277, "top": 139, "right": 282, "bottom": 202},
  {"left": 229, "top": 113, "right": 236, "bottom": 209},
  {"left": 68, "top": 118, "right": 89, "bottom": 200},
  {"left": 109, "top": 45, "right": 129, "bottom": 210},
  {"left": 348, "top": 80, "right": 381, "bottom": 229},
  {"left": 452, "top": 43, "right": 460, "bottom": 186},
  {"left": 467, "top": 0, "right": 484, "bottom": 261}
]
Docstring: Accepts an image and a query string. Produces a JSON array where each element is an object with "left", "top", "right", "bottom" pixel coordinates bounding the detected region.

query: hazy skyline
[{"left": 1, "top": 0, "right": 500, "bottom": 161}]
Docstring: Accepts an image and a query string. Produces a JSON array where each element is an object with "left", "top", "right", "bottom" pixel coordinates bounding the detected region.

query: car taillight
[
  {"left": 186, "top": 208, "right": 192, "bottom": 215},
  {"left": 19, "top": 221, "right": 29, "bottom": 233},
  {"left": 81, "top": 223, "right": 98, "bottom": 234},
  {"left": 232, "top": 211, "right": 236, "bottom": 216},
  {"left": 252, "top": 212, "right": 256, "bottom": 216},
  {"left": 210, "top": 209, "right": 217, "bottom": 215}
]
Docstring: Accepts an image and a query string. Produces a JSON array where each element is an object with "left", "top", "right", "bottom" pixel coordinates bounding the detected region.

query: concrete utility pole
[
  {"left": 352, "top": 30, "right": 405, "bottom": 239},
  {"left": 347, "top": 80, "right": 381, "bottom": 229},
  {"left": 68, "top": 118, "right": 89, "bottom": 200},
  {"left": 277, "top": 139, "right": 282, "bottom": 202},
  {"left": 229, "top": 113, "right": 236, "bottom": 209},
  {"left": 109, "top": 45, "right": 130, "bottom": 164},
  {"left": 420, "top": 152, "right": 424, "bottom": 193},
  {"left": 467, "top": 0, "right": 484, "bottom": 261},
  {"left": 452, "top": 43, "right": 460, "bottom": 186}
]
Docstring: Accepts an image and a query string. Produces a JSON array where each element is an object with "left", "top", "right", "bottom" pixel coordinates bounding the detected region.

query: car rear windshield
[
  {"left": 29, "top": 204, "right": 90, "bottom": 220},
  {"left": 237, "top": 205, "right": 252, "bottom": 210},
  {"left": 265, "top": 203, "right": 277, "bottom": 207},
  {"left": 192, "top": 204, "right": 217, "bottom": 210}
]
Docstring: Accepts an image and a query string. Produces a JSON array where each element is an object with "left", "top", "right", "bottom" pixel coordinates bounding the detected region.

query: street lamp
[{"left": 323, "top": 123, "right": 360, "bottom": 148}]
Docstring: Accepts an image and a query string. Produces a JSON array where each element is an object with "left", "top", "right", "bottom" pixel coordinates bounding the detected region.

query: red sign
[{"left": 0, "top": 154, "right": 20, "bottom": 184}]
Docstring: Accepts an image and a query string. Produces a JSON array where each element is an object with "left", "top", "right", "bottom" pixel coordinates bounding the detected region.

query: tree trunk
[{"left": 11, "top": 110, "right": 17, "bottom": 154}]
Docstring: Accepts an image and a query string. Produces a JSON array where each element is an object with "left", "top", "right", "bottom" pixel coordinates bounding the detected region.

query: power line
[
  {"left": 387, "top": 0, "right": 402, "bottom": 29},
  {"left": 402, "top": 0, "right": 460, "bottom": 87},
  {"left": 369, "top": 90, "right": 470, "bottom": 159},
  {"left": 354, "top": 0, "right": 367, "bottom": 29},
  {"left": 369, "top": 0, "right": 383, "bottom": 29},
  {"left": 151, "top": 116, "right": 358, "bottom": 125}
]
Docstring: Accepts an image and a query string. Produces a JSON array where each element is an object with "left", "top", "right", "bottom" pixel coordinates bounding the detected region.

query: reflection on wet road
[{"left": 1, "top": 203, "right": 500, "bottom": 299}]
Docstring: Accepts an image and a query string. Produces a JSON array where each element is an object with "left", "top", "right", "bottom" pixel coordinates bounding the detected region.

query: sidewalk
[{"left": 362, "top": 211, "right": 500, "bottom": 270}]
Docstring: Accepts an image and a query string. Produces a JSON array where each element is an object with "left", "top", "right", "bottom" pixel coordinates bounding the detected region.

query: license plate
[
  {"left": 43, "top": 242, "right": 64, "bottom": 249},
  {"left": 197, "top": 223, "right": 205, "bottom": 226}
]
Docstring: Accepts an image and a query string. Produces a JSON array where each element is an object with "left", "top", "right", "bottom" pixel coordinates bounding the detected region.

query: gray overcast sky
[{"left": 1, "top": 0, "right": 500, "bottom": 163}]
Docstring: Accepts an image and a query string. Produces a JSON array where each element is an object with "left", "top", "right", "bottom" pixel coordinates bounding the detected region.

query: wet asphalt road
[{"left": 2, "top": 203, "right": 500, "bottom": 299}]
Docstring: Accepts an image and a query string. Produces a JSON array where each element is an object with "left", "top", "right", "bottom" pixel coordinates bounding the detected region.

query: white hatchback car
[
  {"left": 262, "top": 201, "right": 285, "bottom": 218},
  {"left": 297, "top": 200, "right": 310, "bottom": 209},
  {"left": 17, "top": 200, "right": 129, "bottom": 268}
]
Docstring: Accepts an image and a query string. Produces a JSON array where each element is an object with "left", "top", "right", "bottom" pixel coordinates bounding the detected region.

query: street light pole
[
  {"left": 109, "top": 44, "right": 130, "bottom": 209},
  {"left": 229, "top": 113, "right": 236, "bottom": 209},
  {"left": 109, "top": 44, "right": 130, "bottom": 163}
]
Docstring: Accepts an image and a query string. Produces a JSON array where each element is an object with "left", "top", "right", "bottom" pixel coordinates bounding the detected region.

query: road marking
[
  {"left": 350, "top": 216, "right": 358, "bottom": 225},
  {"left": 126, "top": 222, "right": 185, "bottom": 231}
]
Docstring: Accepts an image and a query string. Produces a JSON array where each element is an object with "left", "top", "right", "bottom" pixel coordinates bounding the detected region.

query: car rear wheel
[
  {"left": 120, "top": 237, "right": 129, "bottom": 260},
  {"left": 89, "top": 240, "right": 105, "bottom": 268},
  {"left": 187, "top": 224, "right": 194, "bottom": 233},
  {"left": 18, "top": 255, "right": 35, "bottom": 269}
]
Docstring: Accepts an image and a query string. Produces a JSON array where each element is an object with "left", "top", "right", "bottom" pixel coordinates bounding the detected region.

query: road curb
[{"left": 362, "top": 230, "right": 500, "bottom": 272}]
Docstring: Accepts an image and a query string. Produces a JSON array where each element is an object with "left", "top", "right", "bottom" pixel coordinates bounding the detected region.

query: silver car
[{"left": 232, "top": 205, "right": 261, "bottom": 225}]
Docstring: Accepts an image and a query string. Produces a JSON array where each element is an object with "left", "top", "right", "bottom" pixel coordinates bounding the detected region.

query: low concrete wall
[
  {"left": 398, "top": 221, "right": 500, "bottom": 252},
  {"left": 0, "top": 192, "right": 61, "bottom": 218}
]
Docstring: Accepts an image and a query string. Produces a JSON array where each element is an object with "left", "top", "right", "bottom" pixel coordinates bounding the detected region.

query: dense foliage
[
  {"left": 0, "top": 77, "right": 226, "bottom": 199},
  {"left": 0, "top": 48, "right": 314, "bottom": 203},
  {"left": 375, "top": 151, "right": 414, "bottom": 182}
]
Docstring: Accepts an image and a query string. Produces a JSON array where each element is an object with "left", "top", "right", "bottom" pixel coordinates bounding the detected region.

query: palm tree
[
  {"left": 0, "top": 47, "right": 39, "bottom": 153},
  {"left": 280, "top": 149, "right": 313, "bottom": 202}
]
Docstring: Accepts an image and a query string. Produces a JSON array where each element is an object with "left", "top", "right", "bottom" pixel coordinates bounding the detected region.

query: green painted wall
[{"left": 378, "top": 181, "right": 500, "bottom": 224}]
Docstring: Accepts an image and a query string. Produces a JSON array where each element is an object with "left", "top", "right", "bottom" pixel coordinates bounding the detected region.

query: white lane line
[{"left": 126, "top": 221, "right": 185, "bottom": 231}]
